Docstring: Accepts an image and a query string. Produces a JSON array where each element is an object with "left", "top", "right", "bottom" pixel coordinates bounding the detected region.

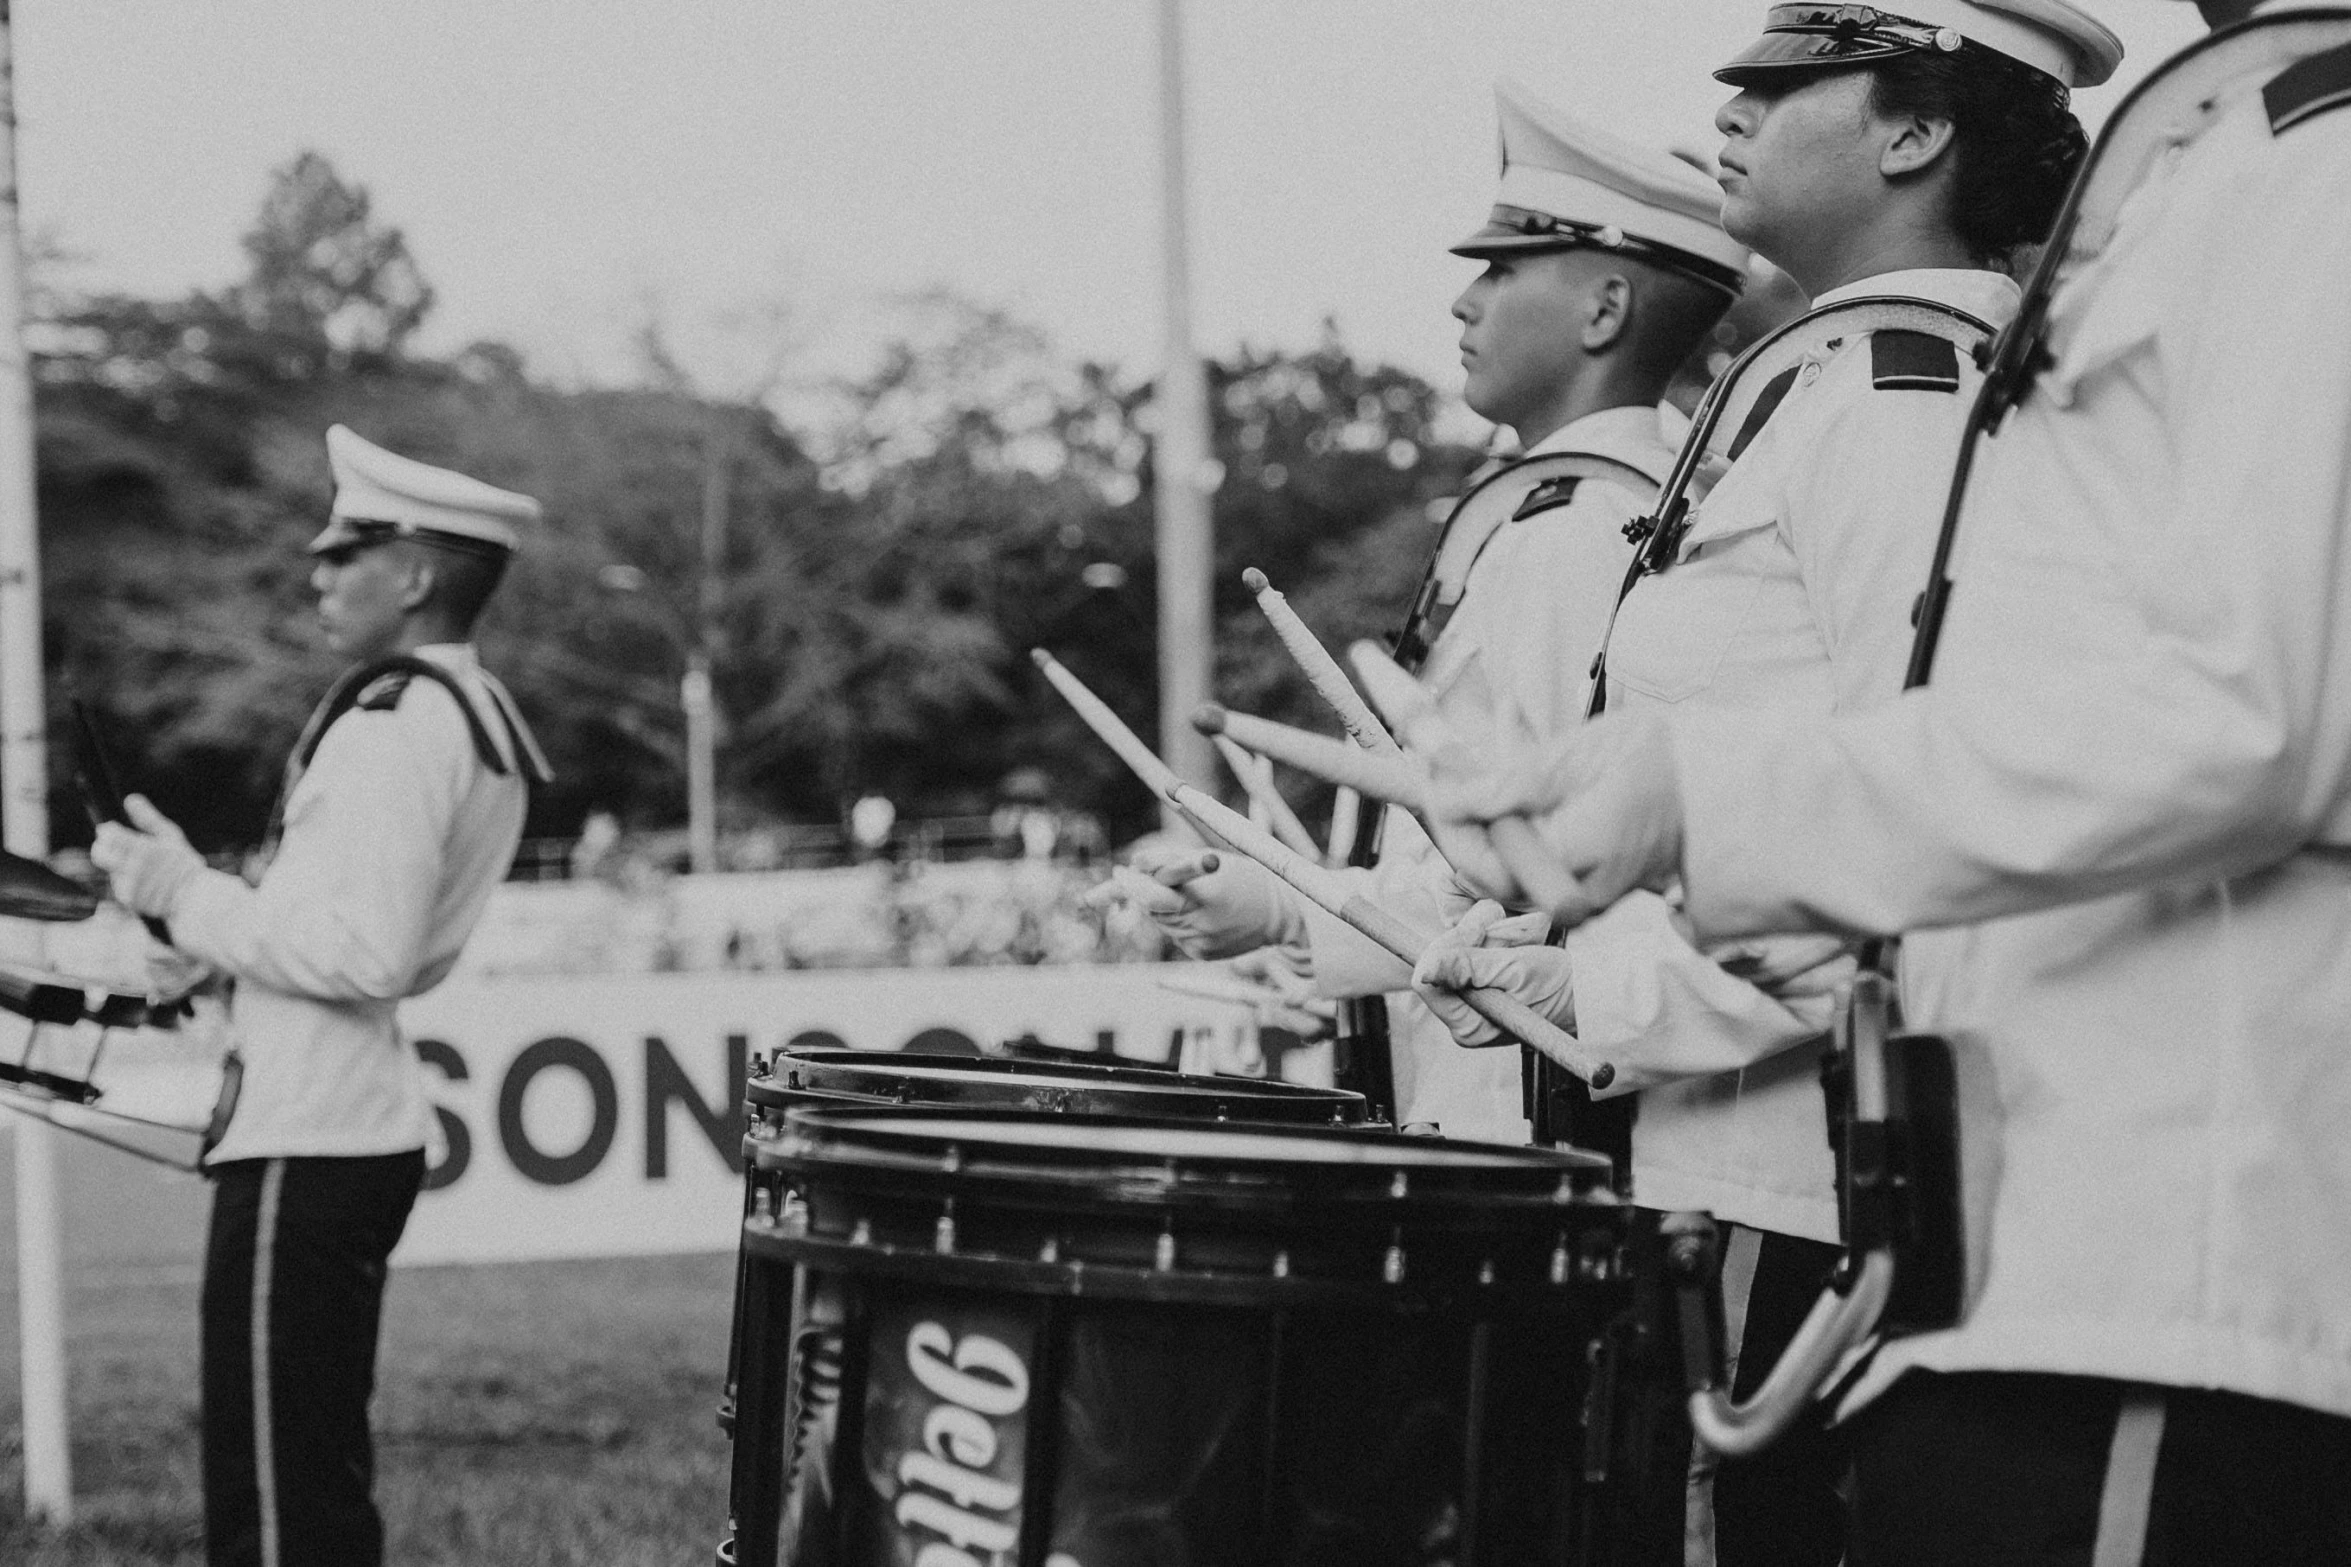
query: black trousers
[
  {"left": 1708, "top": 1226, "right": 1848, "bottom": 1567},
  {"left": 1849, "top": 1370, "right": 2351, "bottom": 1567},
  {"left": 1615, "top": 1219, "right": 1848, "bottom": 1566},
  {"left": 201, "top": 1152, "right": 424, "bottom": 1567}
]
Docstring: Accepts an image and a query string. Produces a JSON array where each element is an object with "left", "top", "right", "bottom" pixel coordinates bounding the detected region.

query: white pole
[
  {"left": 1152, "top": 0, "right": 1215, "bottom": 821},
  {"left": 0, "top": 0, "right": 74, "bottom": 1524},
  {"left": 682, "top": 654, "right": 716, "bottom": 875}
]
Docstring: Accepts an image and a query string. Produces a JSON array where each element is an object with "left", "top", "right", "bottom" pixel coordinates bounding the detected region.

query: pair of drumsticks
[{"left": 1035, "top": 567, "right": 1613, "bottom": 1089}]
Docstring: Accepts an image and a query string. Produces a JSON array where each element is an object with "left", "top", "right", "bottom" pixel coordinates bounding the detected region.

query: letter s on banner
[{"left": 413, "top": 1038, "right": 471, "bottom": 1192}]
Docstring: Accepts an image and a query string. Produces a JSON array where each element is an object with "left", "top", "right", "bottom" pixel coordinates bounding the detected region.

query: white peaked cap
[
  {"left": 1716, "top": 1, "right": 2124, "bottom": 91},
  {"left": 315, "top": 425, "right": 541, "bottom": 557},
  {"left": 1454, "top": 78, "right": 1750, "bottom": 293}
]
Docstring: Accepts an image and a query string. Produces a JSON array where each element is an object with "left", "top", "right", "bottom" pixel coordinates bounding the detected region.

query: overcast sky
[{"left": 16, "top": 1, "right": 2204, "bottom": 402}]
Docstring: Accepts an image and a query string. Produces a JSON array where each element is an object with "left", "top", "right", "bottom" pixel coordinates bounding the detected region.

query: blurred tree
[
  {"left": 24, "top": 154, "right": 1486, "bottom": 856},
  {"left": 229, "top": 150, "right": 435, "bottom": 379}
]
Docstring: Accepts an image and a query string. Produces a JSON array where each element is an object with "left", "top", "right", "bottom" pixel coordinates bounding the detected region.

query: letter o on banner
[{"left": 498, "top": 1036, "right": 619, "bottom": 1185}]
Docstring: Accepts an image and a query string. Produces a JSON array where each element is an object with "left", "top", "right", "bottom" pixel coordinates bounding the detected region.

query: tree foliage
[{"left": 31, "top": 153, "right": 1485, "bottom": 851}]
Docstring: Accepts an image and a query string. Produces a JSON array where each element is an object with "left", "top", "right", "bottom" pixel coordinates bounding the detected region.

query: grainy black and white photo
[{"left": 3, "top": 2, "right": 2346, "bottom": 1564}]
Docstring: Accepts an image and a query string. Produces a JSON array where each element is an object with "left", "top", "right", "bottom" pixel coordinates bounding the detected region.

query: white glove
[
  {"left": 1084, "top": 845, "right": 1306, "bottom": 960},
  {"left": 1226, "top": 946, "right": 1337, "bottom": 1038},
  {"left": 90, "top": 795, "right": 206, "bottom": 920},
  {"left": 1409, "top": 899, "right": 1573, "bottom": 1048},
  {"left": 1421, "top": 708, "right": 1685, "bottom": 920}
]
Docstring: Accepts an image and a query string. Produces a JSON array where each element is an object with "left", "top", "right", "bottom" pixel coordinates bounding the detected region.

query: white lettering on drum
[
  {"left": 894, "top": 1490, "right": 1020, "bottom": 1554},
  {"left": 906, "top": 1322, "right": 1030, "bottom": 1416},
  {"left": 924, "top": 1403, "right": 998, "bottom": 1468},
  {"left": 913, "top": 1546, "right": 984, "bottom": 1567},
  {"left": 897, "top": 1451, "right": 1021, "bottom": 1514},
  {"left": 896, "top": 1321, "right": 1032, "bottom": 1564}
]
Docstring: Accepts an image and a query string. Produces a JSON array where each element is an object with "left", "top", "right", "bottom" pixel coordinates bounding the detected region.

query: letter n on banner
[{"left": 645, "top": 1032, "right": 747, "bottom": 1178}]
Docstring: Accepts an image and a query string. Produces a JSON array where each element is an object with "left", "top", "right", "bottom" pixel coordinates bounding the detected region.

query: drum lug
[
  {"left": 934, "top": 1201, "right": 957, "bottom": 1254},
  {"left": 1154, "top": 1227, "right": 1178, "bottom": 1272}
]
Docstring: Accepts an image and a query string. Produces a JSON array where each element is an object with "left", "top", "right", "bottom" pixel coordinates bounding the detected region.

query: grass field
[{"left": 1, "top": 1127, "right": 738, "bottom": 1566}]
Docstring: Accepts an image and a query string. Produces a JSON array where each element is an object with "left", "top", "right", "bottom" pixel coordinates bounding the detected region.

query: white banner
[{"left": 395, "top": 963, "right": 1314, "bottom": 1266}]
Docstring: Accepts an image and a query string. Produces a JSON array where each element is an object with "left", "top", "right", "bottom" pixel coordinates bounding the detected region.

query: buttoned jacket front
[
  {"left": 177, "top": 644, "right": 531, "bottom": 1163},
  {"left": 1581, "top": 268, "right": 2019, "bottom": 1242}
]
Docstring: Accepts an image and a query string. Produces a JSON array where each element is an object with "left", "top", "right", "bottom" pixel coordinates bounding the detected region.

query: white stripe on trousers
[
  {"left": 1686, "top": 1225, "right": 1766, "bottom": 1567},
  {"left": 252, "top": 1159, "right": 285, "bottom": 1567},
  {"left": 2092, "top": 1389, "right": 2168, "bottom": 1567}
]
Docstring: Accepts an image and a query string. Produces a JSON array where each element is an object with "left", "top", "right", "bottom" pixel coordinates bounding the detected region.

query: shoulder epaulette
[
  {"left": 1510, "top": 475, "right": 1582, "bottom": 521},
  {"left": 355, "top": 671, "right": 414, "bottom": 711},
  {"left": 2267, "top": 38, "right": 2351, "bottom": 135},
  {"left": 296, "top": 655, "right": 511, "bottom": 777},
  {"left": 1870, "top": 329, "right": 1963, "bottom": 393}
]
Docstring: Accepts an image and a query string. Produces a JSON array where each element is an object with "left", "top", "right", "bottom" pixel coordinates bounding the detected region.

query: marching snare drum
[
  {"left": 732, "top": 1106, "right": 1640, "bottom": 1567},
  {"left": 719, "top": 1051, "right": 1372, "bottom": 1560}
]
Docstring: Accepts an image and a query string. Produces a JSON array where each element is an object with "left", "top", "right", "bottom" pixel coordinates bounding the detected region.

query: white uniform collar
[
  {"left": 1810, "top": 267, "right": 2023, "bottom": 328},
  {"left": 410, "top": 642, "right": 480, "bottom": 673},
  {"left": 1521, "top": 403, "right": 1674, "bottom": 469}
]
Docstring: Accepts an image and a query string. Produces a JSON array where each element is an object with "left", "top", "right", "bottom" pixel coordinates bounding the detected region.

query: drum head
[
  {"left": 766, "top": 1102, "right": 1608, "bottom": 1211},
  {"left": 750, "top": 1048, "right": 1366, "bottom": 1124}
]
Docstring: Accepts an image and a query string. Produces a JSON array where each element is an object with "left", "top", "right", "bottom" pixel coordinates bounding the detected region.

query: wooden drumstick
[
  {"left": 1034, "top": 651, "right": 1612, "bottom": 1084},
  {"left": 1167, "top": 780, "right": 1616, "bottom": 1088},
  {"left": 1031, "top": 646, "right": 1200, "bottom": 794},
  {"left": 1243, "top": 567, "right": 1401, "bottom": 755},
  {"left": 1194, "top": 704, "right": 1428, "bottom": 809},
  {"left": 1209, "top": 734, "right": 1322, "bottom": 858},
  {"left": 1347, "top": 642, "right": 1598, "bottom": 926}
]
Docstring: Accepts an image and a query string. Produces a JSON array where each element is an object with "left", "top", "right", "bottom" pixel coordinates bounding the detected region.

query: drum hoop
[
  {"left": 744, "top": 1222, "right": 1623, "bottom": 1311},
  {"left": 763, "top": 1104, "right": 1613, "bottom": 1212},
  {"left": 0, "top": 965, "right": 190, "bottom": 1030},
  {"left": 753, "top": 1050, "right": 1368, "bottom": 1121}
]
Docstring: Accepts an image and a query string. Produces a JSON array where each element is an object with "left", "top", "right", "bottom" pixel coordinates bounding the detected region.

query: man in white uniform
[
  {"left": 1410, "top": 3, "right": 2351, "bottom": 1559},
  {"left": 1104, "top": 80, "right": 1745, "bottom": 1145},
  {"left": 95, "top": 425, "right": 550, "bottom": 1567}
]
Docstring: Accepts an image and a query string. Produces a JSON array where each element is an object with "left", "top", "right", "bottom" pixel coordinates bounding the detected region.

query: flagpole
[
  {"left": 0, "top": 0, "right": 73, "bottom": 1524},
  {"left": 1152, "top": 0, "right": 1216, "bottom": 821}
]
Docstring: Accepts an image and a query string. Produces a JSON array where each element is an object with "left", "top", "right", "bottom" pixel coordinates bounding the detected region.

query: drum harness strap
[
  {"left": 1668, "top": 9, "right": 2351, "bottom": 1473},
  {"left": 1385, "top": 445, "right": 1667, "bottom": 1146}
]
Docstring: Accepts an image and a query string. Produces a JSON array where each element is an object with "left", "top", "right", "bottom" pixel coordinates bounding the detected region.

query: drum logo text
[{"left": 892, "top": 1320, "right": 1031, "bottom": 1566}]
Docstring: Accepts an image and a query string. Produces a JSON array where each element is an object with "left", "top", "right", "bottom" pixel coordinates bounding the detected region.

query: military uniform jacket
[
  {"left": 180, "top": 643, "right": 533, "bottom": 1163},
  {"left": 1309, "top": 405, "right": 1670, "bottom": 1142},
  {"left": 1669, "top": 16, "right": 2351, "bottom": 1418},
  {"left": 1583, "top": 268, "right": 2020, "bottom": 1243}
]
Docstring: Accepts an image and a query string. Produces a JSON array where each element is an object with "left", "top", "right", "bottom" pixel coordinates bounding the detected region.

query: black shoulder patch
[
  {"left": 1726, "top": 363, "right": 1803, "bottom": 462},
  {"left": 354, "top": 671, "right": 413, "bottom": 711},
  {"left": 1510, "top": 475, "right": 1582, "bottom": 521},
  {"left": 1871, "top": 330, "right": 1962, "bottom": 393},
  {"left": 2267, "top": 38, "right": 2351, "bottom": 136}
]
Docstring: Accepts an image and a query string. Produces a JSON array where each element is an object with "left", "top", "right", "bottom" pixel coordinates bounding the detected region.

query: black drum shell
[
  {"left": 720, "top": 1048, "right": 1374, "bottom": 1552},
  {"left": 732, "top": 1107, "right": 1637, "bottom": 1567}
]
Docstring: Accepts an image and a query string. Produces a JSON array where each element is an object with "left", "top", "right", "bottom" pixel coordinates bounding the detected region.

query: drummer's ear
[{"left": 394, "top": 548, "right": 438, "bottom": 614}]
